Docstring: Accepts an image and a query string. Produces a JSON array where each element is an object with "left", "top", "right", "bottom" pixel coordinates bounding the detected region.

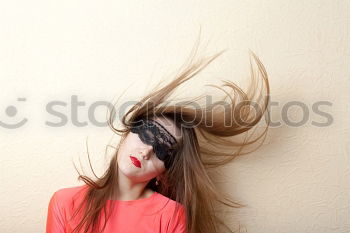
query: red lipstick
[{"left": 130, "top": 156, "right": 141, "bottom": 168}]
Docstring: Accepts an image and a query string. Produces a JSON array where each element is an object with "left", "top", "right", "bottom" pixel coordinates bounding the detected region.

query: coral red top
[{"left": 46, "top": 185, "right": 187, "bottom": 233}]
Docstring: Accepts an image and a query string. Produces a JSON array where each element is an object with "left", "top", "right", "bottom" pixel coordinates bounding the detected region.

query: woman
[{"left": 46, "top": 38, "right": 271, "bottom": 233}]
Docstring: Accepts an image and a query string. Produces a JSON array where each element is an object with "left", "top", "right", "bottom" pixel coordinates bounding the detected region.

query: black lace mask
[{"left": 130, "top": 118, "right": 178, "bottom": 169}]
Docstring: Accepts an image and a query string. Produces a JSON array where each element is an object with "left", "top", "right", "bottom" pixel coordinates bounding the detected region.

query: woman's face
[{"left": 117, "top": 116, "right": 182, "bottom": 184}]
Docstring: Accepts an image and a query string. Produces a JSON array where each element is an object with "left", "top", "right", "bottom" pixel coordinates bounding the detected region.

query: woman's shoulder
[
  {"left": 152, "top": 192, "right": 186, "bottom": 216},
  {"left": 50, "top": 184, "right": 88, "bottom": 206},
  {"left": 154, "top": 192, "right": 182, "bottom": 205},
  {"left": 53, "top": 184, "right": 87, "bottom": 197}
]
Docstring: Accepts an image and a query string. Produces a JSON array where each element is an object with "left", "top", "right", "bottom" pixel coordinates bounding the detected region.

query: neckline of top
[{"left": 106, "top": 191, "right": 158, "bottom": 204}]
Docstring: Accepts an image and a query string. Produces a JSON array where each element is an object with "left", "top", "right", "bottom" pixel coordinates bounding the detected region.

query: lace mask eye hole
[
  {"left": 136, "top": 132, "right": 155, "bottom": 148},
  {"left": 144, "top": 130, "right": 155, "bottom": 142}
]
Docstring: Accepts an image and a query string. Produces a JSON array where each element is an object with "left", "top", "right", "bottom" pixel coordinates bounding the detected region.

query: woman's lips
[{"left": 130, "top": 156, "right": 141, "bottom": 168}]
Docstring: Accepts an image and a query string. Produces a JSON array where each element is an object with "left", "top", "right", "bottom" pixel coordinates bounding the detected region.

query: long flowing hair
[{"left": 69, "top": 35, "right": 271, "bottom": 233}]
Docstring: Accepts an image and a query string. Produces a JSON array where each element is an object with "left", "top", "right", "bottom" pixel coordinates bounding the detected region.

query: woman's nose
[{"left": 139, "top": 144, "right": 153, "bottom": 159}]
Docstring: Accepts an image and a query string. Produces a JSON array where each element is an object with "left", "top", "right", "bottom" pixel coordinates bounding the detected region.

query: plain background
[{"left": 0, "top": 1, "right": 349, "bottom": 232}]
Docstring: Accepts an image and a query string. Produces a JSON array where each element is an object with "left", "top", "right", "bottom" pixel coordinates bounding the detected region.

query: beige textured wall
[{"left": 0, "top": 1, "right": 349, "bottom": 232}]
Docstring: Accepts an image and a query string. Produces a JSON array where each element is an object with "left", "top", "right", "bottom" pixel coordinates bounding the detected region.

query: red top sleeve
[{"left": 46, "top": 192, "right": 66, "bottom": 233}]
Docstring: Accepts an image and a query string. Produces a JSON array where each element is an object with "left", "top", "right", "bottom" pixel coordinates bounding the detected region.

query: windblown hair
[{"left": 69, "top": 37, "right": 271, "bottom": 233}]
